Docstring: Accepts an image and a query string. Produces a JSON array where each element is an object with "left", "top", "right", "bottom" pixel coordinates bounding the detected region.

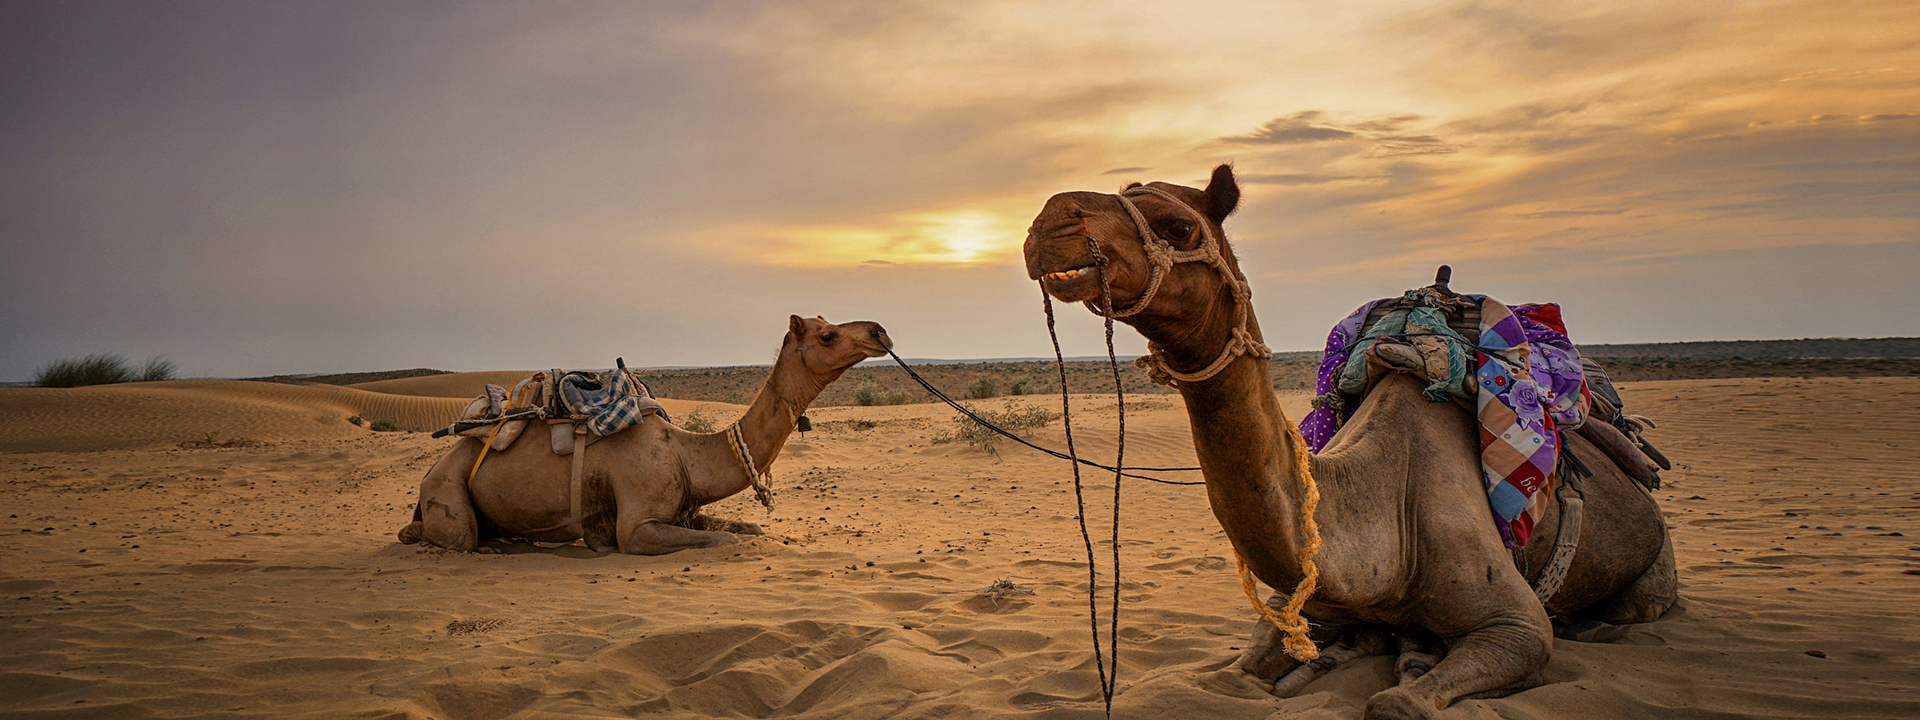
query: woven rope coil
[
  {"left": 725, "top": 423, "right": 775, "bottom": 510},
  {"left": 1233, "top": 418, "right": 1323, "bottom": 662}
]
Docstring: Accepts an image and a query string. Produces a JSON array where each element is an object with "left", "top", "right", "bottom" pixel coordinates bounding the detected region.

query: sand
[{"left": 1, "top": 375, "right": 1916, "bottom": 719}]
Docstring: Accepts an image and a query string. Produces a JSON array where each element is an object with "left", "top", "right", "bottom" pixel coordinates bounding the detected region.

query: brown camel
[
  {"left": 397, "top": 315, "right": 891, "bottom": 555},
  {"left": 1023, "top": 165, "right": 1675, "bottom": 719}
]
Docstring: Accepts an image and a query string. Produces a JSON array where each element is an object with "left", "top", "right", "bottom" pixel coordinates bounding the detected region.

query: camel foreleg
[
  {"left": 619, "top": 518, "right": 740, "bottom": 555},
  {"left": 1363, "top": 614, "right": 1549, "bottom": 720}
]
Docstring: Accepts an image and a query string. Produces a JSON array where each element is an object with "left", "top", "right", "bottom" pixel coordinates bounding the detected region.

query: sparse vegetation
[
  {"left": 677, "top": 406, "right": 720, "bottom": 433},
  {"left": 368, "top": 419, "right": 403, "bottom": 432},
  {"left": 347, "top": 415, "right": 366, "bottom": 427},
  {"left": 33, "top": 353, "right": 177, "bottom": 387},
  {"left": 966, "top": 374, "right": 999, "bottom": 399},
  {"left": 853, "top": 382, "right": 912, "bottom": 406},
  {"left": 933, "top": 402, "right": 1058, "bottom": 454}
]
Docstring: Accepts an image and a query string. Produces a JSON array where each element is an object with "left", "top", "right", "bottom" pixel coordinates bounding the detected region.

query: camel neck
[
  {"left": 693, "top": 351, "right": 830, "bottom": 505},
  {"left": 1171, "top": 348, "right": 1314, "bottom": 586}
]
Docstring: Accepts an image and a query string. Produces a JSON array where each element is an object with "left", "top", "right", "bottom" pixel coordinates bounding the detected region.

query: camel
[
  {"left": 1023, "top": 165, "right": 1675, "bottom": 719},
  {"left": 397, "top": 315, "right": 891, "bottom": 555}
]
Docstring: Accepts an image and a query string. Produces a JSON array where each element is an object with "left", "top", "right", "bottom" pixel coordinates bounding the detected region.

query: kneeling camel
[
  {"left": 399, "top": 315, "right": 891, "bottom": 555},
  {"left": 1023, "top": 165, "right": 1675, "bottom": 719}
]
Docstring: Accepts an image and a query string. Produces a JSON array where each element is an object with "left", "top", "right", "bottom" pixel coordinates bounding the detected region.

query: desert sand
[{"left": 2, "top": 374, "right": 1916, "bottom": 719}]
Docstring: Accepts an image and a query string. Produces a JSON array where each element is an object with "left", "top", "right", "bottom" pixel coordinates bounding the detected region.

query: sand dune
[{"left": 0, "top": 377, "right": 1916, "bottom": 718}]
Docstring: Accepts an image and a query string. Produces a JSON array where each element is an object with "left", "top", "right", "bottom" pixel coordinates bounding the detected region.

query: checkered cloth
[
  {"left": 1301, "top": 295, "right": 1591, "bottom": 549},
  {"left": 560, "top": 367, "right": 666, "bottom": 437}
]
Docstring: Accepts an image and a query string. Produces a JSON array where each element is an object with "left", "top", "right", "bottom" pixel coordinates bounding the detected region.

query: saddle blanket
[{"left": 1300, "top": 292, "right": 1591, "bottom": 549}]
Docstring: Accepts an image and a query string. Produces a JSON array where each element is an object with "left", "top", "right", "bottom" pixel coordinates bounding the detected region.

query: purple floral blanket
[{"left": 1300, "top": 296, "right": 1591, "bottom": 548}]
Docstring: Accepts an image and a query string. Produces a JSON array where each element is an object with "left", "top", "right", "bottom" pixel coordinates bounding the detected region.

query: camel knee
[{"left": 397, "top": 521, "right": 424, "bottom": 544}]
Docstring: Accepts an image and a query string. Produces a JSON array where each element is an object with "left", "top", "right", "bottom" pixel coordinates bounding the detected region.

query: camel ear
[
  {"left": 789, "top": 314, "right": 805, "bottom": 337},
  {"left": 1203, "top": 164, "right": 1239, "bottom": 223}
]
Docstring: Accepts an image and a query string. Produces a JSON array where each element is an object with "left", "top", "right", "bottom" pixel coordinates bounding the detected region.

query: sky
[{"left": 2, "top": 0, "right": 1915, "bottom": 381}]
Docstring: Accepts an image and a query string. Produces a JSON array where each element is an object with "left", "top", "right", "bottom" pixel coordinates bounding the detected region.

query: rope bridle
[
  {"left": 1100, "top": 185, "right": 1272, "bottom": 386},
  {"left": 1044, "top": 185, "right": 1324, "bottom": 691}
]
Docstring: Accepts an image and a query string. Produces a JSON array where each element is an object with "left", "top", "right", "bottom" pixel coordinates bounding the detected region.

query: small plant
[
  {"left": 933, "top": 402, "right": 1057, "bottom": 454},
  {"left": 137, "top": 356, "right": 177, "bottom": 382},
  {"left": 34, "top": 353, "right": 176, "bottom": 387},
  {"left": 347, "top": 415, "right": 366, "bottom": 427},
  {"left": 368, "top": 419, "right": 402, "bottom": 432},
  {"left": 852, "top": 382, "right": 911, "bottom": 406},
  {"left": 677, "top": 406, "right": 720, "bottom": 433},
  {"left": 1007, "top": 378, "right": 1031, "bottom": 396},
  {"left": 966, "top": 374, "right": 1000, "bottom": 399}
]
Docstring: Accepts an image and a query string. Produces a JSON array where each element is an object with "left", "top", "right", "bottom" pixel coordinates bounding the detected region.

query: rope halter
[
  {"left": 1099, "top": 185, "right": 1271, "bottom": 386},
  {"left": 725, "top": 423, "right": 775, "bottom": 510}
]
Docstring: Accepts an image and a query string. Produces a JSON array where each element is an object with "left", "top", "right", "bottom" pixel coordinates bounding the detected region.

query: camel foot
[
  {"left": 1364, "top": 686, "right": 1438, "bottom": 720},
  {"left": 734, "top": 521, "right": 765, "bottom": 535},
  {"left": 397, "top": 522, "right": 423, "bottom": 544}
]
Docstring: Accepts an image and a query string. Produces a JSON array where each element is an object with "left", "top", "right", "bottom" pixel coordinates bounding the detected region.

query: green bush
[
  {"left": 1007, "top": 378, "right": 1031, "bottom": 396},
  {"left": 347, "top": 415, "right": 366, "bottom": 427},
  {"left": 933, "top": 402, "right": 1058, "bottom": 454},
  {"left": 852, "top": 382, "right": 911, "bottom": 406},
  {"left": 368, "top": 419, "right": 402, "bottom": 432},
  {"left": 966, "top": 374, "right": 999, "bottom": 399},
  {"left": 34, "top": 353, "right": 176, "bottom": 387}
]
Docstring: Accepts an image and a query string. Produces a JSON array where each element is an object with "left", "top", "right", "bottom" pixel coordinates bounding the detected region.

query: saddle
[
  {"left": 1324, "top": 267, "right": 1673, "bottom": 605},
  {"left": 431, "top": 358, "right": 669, "bottom": 455}
]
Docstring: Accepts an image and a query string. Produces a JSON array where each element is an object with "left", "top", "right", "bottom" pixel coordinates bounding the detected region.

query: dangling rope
[
  {"left": 1232, "top": 416, "right": 1324, "bottom": 662},
  {"left": 1042, "top": 251, "right": 1119, "bottom": 715}
]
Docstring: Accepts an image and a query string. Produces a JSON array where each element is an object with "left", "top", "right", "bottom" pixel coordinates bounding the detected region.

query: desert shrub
[
  {"left": 347, "top": 415, "right": 366, "bottom": 427},
  {"left": 933, "top": 402, "right": 1058, "bottom": 454},
  {"left": 137, "top": 356, "right": 177, "bottom": 382},
  {"left": 1007, "top": 378, "right": 1031, "bottom": 395},
  {"left": 966, "top": 374, "right": 1000, "bottom": 399},
  {"left": 852, "top": 382, "right": 911, "bottom": 406},
  {"left": 34, "top": 353, "right": 177, "bottom": 387},
  {"left": 677, "top": 406, "right": 720, "bottom": 433},
  {"left": 368, "top": 418, "right": 403, "bottom": 432}
]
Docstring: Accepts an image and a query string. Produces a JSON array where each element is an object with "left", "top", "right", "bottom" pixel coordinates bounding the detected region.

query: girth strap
[{"left": 569, "top": 423, "right": 589, "bottom": 535}]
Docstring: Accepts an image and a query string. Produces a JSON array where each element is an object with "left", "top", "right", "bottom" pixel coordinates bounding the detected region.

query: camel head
[
  {"left": 1023, "top": 164, "right": 1244, "bottom": 323},
  {"left": 784, "top": 315, "right": 892, "bottom": 377}
]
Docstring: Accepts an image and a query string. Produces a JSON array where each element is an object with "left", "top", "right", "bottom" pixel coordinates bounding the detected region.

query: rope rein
[
  {"left": 885, "top": 352, "right": 1205, "bottom": 485},
  {"left": 1043, "top": 283, "right": 1118, "bottom": 714},
  {"left": 1093, "top": 240, "right": 1127, "bottom": 714}
]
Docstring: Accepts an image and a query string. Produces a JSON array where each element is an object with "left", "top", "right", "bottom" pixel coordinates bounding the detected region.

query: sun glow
[{"left": 764, "top": 208, "right": 1030, "bottom": 268}]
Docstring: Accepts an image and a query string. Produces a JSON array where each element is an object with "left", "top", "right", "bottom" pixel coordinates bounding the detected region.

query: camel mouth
[
  {"left": 853, "top": 324, "right": 893, "bottom": 358},
  {"left": 1038, "top": 263, "right": 1103, "bottom": 303}
]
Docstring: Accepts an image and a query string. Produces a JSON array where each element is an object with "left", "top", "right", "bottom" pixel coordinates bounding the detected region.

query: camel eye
[
  {"left": 1166, "top": 220, "right": 1194, "bottom": 239},
  {"left": 820, "top": 332, "right": 839, "bottom": 345}
]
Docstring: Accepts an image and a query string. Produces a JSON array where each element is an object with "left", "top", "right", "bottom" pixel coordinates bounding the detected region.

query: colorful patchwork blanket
[{"left": 1300, "top": 293, "right": 1592, "bottom": 548}]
